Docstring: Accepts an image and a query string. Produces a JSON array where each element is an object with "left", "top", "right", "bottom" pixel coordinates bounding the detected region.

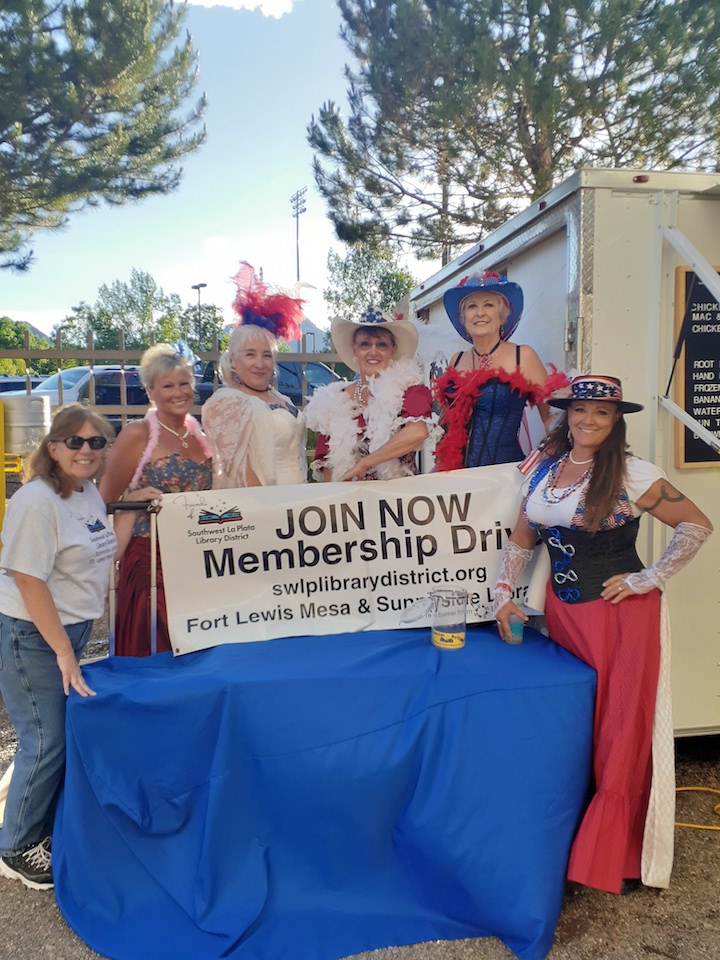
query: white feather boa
[{"left": 305, "top": 358, "right": 434, "bottom": 481}]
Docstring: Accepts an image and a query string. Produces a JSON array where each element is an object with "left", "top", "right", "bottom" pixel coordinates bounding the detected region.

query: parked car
[
  {"left": 0, "top": 374, "right": 47, "bottom": 393},
  {"left": 2, "top": 366, "right": 143, "bottom": 406},
  {"left": 197, "top": 359, "right": 342, "bottom": 408},
  {"left": 2, "top": 366, "right": 145, "bottom": 432},
  {"left": 276, "top": 360, "right": 342, "bottom": 406},
  {"left": 3, "top": 361, "right": 342, "bottom": 431}
]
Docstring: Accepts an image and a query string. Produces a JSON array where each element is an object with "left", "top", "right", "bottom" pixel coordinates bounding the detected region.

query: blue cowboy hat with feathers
[{"left": 443, "top": 271, "right": 524, "bottom": 343}]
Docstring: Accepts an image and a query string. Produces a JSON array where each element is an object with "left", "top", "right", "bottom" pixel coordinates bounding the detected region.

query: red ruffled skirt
[
  {"left": 114, "top": 536, "right": 172, "bottom": 657},
  {"left": 545, "top": 585, "right": 662, "bottom": 894}
]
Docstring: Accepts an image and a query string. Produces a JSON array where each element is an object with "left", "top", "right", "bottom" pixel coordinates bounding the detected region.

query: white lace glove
[
  {"left": 493, "top": 541, "right": 534, "bottom": 617},
  {"left": 624, "top": 522, "right": 712, "bottom": 594}
]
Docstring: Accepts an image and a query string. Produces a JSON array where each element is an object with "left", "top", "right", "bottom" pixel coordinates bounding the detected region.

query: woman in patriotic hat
[
  {"left": 202, "top": 262, "right": 308, "bottom": 488},
  {"left": 305, "top": 307, "right": 438, "bottom": 481},
  {"left": 493, "top": 374, "right": 713, "bottom": 895},
  {"left": 433, "top": 270, "right": 560, "bottom": 469}
]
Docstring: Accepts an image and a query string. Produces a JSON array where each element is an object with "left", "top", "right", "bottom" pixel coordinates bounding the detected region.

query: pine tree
[
  {"left": 309, "top": 0, "right": 720, "bottom": 263},
  {"left": 0, "top": 0, "right": 206, "bottom": 269}
]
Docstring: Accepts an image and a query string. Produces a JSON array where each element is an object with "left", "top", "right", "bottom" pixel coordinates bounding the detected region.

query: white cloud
[{"left": 187, "top": 0, "right": 294, "bottom": 17}]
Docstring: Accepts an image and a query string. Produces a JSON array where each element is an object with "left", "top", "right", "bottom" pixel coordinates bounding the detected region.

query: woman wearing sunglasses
[{"left": 0, "top": 405, "right": 120, "bottom": 890}]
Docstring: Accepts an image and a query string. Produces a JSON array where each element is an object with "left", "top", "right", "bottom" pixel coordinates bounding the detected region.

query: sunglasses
[{"left": 57, "top": 435, "right": 108, "bottom": 450}]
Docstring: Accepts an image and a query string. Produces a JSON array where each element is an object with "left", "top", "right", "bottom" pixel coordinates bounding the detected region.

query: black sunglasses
[{"left": 58, "top": 435, "right": 108, "bottom": 450}]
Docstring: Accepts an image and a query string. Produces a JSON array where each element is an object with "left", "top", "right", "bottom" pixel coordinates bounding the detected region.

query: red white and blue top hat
[{"left": 547, "top": 375, "right": 643, "bottom": 413}]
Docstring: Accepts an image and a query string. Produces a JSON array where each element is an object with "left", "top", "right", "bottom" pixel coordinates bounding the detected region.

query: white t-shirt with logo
[{"left": 0, "top": 478, "right": 116, "bottom": 624}]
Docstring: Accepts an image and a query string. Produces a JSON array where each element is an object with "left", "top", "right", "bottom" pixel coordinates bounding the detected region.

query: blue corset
[{"left": 466, "top": 379, "right": 529, "bottom": 466}]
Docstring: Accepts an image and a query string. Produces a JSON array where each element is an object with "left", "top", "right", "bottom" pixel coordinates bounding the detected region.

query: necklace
[
  {"left": 472, "top": 340, "right": 502, "bottom": 369},
  {"left": 569, "top": 451, "right": 595, "bottom": 465},
  {"left": 237, "top": 380, "right": 270, "bottom": 394},
  {"left": 353, "top": 379, "right": 367, "bottom": 405},
  {"left": 541, "top": 454, "right": 592, "bottom": 504},
  {"left": 158, "top": 418, "right": 189, "bottom": 449}
]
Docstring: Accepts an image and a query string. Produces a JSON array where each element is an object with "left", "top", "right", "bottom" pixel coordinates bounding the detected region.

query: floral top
[{"left": 132, "top": 454, "right": 213, "bottom": 537}]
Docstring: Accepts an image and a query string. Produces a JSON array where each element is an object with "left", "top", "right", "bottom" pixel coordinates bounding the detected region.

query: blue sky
[{"left": 1, "top": 0, "right": 431, "bottom": 335}]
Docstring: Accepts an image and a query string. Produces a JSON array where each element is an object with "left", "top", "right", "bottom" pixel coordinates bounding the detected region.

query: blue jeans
[{"left": 0, "top": 613, "right": 92, "bottom": 856}]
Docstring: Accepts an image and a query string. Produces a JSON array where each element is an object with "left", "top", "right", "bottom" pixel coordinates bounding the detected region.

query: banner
[{"left": 157, "top": 464, "right": 549, "bottom": 655}]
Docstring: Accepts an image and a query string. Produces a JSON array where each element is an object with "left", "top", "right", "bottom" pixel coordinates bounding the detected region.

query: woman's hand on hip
[
  {"left": 601, "top": 574, "right": 636, "bottom": 604},
  {"left": 495, "top": 600, "right": 528, "bottom": 643},
  {"left": 56, "top": 651, "right": 96, "bottom": 698}
]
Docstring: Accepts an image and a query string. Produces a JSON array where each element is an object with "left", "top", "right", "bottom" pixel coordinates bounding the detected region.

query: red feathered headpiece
[{"left": 231, "top": 261, "right": 304, "bottom": 342}]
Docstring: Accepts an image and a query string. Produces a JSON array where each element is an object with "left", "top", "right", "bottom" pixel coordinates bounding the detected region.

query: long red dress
[
  {"left": 523, "top": 454, "right": 671, "bottom": 894},
  {"left": 115, "top": 454, "right": 213, "bottom": 657},
  {"left": 544, "top": 588, "right": 661, "bottom": 892}
]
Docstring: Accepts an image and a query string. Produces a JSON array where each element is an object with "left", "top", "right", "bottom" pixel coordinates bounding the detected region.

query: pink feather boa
[{"left": 129, "top": 408, "right": 212, "bottom": 490}]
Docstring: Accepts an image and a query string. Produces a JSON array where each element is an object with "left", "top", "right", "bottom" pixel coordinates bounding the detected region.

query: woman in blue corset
[{"left": 433, "top": 271, "right": 558, "bottom": 469}]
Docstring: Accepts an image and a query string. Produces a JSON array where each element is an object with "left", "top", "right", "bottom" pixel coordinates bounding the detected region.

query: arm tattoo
[{"left": 644, "top": 484, "right": 686, "bottom": 512}]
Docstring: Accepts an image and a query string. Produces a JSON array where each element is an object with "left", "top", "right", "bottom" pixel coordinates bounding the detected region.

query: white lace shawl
[
  {"left": 305, "top": 358, "right": 436, "bottom": 481},
  {"left": 201, "top": 386, "right": 302, "bottom": 488}
]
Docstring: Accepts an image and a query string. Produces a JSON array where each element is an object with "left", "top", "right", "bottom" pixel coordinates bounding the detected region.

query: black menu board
[{"left": 674, "top": 268, "right": 720, "bottom": 467}]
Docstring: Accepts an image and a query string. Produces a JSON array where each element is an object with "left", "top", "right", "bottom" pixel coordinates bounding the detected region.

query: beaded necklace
[
  {"left": 158, "top": 419, "right": 189, "bottom": 448},
  {"left": 541, "top": 453, "right": 593, "bottom": 504},
  {"left": 472, "top": 340, "right": 502, "bottom": 369},
  {"left": 353, "top": 379, "right": 368, "bottom": 405}
]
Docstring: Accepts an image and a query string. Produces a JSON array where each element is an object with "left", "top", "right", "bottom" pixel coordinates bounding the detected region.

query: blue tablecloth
[{"left": 55, "top": 626, "right": 595, "bottom": 960}]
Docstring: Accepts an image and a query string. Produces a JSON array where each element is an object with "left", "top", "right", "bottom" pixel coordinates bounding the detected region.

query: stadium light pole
[
  {"left": 191, "top": 282, "right": 207, "bottom": 347},
  {"left": 290, "top": 187, "right": 307, "bottom": 281}
]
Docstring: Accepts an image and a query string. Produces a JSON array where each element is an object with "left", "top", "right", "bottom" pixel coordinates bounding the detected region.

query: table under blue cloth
[{"left": 55, "top": 625, "right": 596, "bottom": 960}]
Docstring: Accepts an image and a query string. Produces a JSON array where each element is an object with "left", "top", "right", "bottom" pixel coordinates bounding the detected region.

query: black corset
[{"left": 539, "top": 519, "right": 645, "bottom": 604}]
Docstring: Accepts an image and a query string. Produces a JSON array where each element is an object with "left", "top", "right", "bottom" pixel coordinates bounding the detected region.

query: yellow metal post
[{"left": 0, "top": 400, "right": 5, "bottom": 543}]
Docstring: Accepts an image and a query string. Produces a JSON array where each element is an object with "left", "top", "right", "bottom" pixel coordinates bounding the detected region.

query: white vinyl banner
[{"left": 157, "top": 464, "right": 549, "bottom": 655}]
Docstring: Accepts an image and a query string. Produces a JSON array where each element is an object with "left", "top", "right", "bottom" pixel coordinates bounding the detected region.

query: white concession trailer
[{"left": 410, "top": 168, "right": 720, "bottom": 736}]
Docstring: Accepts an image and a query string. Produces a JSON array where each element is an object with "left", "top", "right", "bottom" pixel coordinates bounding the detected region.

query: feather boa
[
  {"left": 130, "top": 408, "right": 212, "bottom": 490},
  {"left": 231, "top": 261, "right": 303, "bottom": 341},
  {"left": 305, "top": 358, "right": 434, "bottom": 481},
  {"left": 433, "top": 364, "right": 568, "bottom": 473}
]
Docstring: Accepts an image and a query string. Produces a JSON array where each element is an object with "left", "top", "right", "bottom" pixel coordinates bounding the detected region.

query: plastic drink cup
[
  {"left": 507, "top": 613, "right": 525, "bottom": 645},
  {"left": 430, "top": 588, "right": 467, "bottom": 649}
]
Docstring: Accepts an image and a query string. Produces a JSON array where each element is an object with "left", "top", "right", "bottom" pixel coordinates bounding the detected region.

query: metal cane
[{"left": 106, "top": 500, "right": 155, "bottom": 656}]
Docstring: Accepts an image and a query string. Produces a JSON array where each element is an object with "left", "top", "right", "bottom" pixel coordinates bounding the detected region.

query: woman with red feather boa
[{"left": 433, "top": 272, "right": 563, "bottom": 470}]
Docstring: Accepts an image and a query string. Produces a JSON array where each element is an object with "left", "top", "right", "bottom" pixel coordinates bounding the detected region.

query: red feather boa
[{"left": 432, "top": 364, "right": 569, "bottom": 472}]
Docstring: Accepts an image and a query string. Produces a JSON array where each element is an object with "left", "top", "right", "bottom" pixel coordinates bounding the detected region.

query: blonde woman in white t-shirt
[
  {"left": 492, "top": 376, "right": 712, "bottom": 897},
  {"left": 0, "top": 405, "right": 141, "bottom": 891}
]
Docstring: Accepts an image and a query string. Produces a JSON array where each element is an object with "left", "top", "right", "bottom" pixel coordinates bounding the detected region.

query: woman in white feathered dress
[
  {"left": 305, "top": 309, "right": 437, "bottom": 482},
  {"left": 202, "top": 262, "right": 307, "bottom": 488}
]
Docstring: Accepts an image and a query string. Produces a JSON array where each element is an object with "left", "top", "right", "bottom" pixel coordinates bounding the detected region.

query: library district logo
[{"left": 198, "top": 507, "right": 243, "bottom": 525}]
